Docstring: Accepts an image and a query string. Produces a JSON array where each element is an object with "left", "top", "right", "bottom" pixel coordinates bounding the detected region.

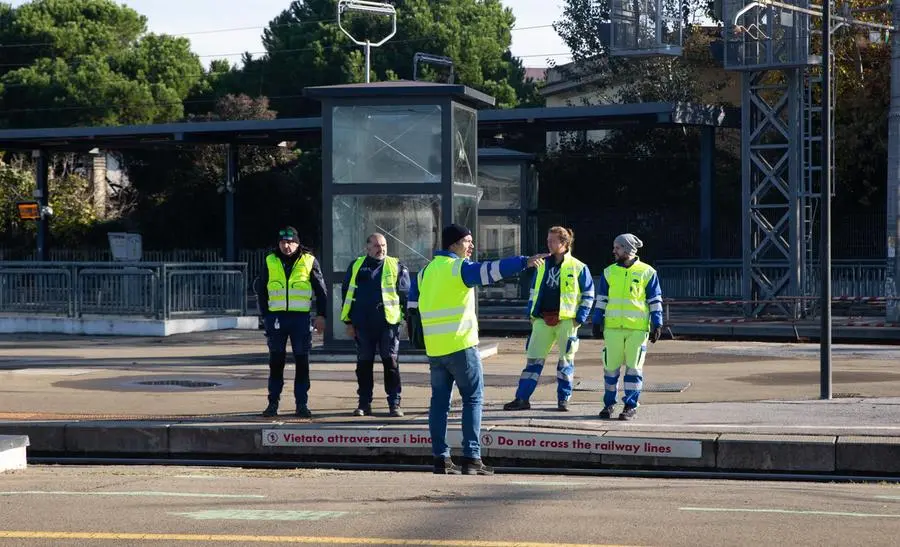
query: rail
[{"left": 0, "top": 262, "right": 247, "bottom": 320}]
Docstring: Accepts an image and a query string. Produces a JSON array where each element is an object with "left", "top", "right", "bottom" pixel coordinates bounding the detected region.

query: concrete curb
[
  {"left": 0, "top": 434, "right": 29, "bottom": 472},
  {"left": 3, "top": 421, "right": 900, "bottom": 476},
  {"left": 0, "top": 316, "right": 259, "bottom": 336}
]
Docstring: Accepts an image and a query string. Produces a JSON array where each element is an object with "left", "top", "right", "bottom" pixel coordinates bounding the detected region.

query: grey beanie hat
[{"left": 614, "top": 233, "right": 643, "bottom": 256}]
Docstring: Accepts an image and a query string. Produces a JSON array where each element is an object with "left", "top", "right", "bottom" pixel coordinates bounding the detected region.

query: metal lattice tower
[{"left": 723, "top": 0, "right": 829, "bottom": 318}]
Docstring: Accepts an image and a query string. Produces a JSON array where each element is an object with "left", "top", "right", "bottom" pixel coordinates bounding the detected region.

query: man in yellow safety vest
[
  {"left": 254, "top": 226, "right": 328, "bottom": 419},
  {"left": 408, "top": 224, "right": 547, "bottom": 475},
  {"left": 340, "top": 233, "right": 410, "bottom": 418},
  {"left": 592, "top": 233, "right": 664, "bottom": 421}
]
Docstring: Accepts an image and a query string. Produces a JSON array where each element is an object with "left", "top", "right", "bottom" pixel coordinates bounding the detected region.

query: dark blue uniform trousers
[
  {"left": 355, "top": 323, "right": 402, "bottom": 407},
  {"left": 264, "top": 312, "right": 312, "bottom": 408}
]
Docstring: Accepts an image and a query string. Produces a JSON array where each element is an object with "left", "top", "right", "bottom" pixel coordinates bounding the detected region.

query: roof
[
  {"left": 477, "top": 147, "right": 535, "bottom": 161},
  {"left": 523, "top": 67, "right": 547, "bottom": 82},
  {"left": 478, "top": 102, "right": 739, "bottom": 132},
  {"left": 0, "top": 102, "right": 738, "bottom": 151},
  {"left": 0, "top": 117, "right": 321, "bottom": 150},
  {"left": 304, "top": 80, "right": 496, "bottom": 109}
]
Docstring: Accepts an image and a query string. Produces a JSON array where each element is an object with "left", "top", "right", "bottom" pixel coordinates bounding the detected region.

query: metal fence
[
  {"left": 0, "top": 262, "right": 247, "bottom": 319},
  {"left": 655, "top": 259, "right": 888, "bottom": 299}
]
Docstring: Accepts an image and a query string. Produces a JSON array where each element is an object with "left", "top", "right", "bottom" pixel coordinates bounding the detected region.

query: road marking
[
  {"left": 681, "top": 507, "right": 900, "bottom": 518},
  {"left": 875, "top": 496, "right": 900, "bottom": 501},
  {"left": 0, "top": 491, "right": 264, "bottom": 499},
  {"left": 170, "top": 510, "right": 347, "bottom": 521},
  {"left": 508, "top": 481, "right": 591, "bottom": 487},
  {"left": 0, "top": 532, "right": 632, "bottom": 546}
]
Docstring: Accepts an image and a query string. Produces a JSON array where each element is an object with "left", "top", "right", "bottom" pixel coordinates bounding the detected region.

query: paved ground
[
  {"left": 2, "top": 465, "right": 900, "bottom": 546},
  {"left": 3, "top": 331, "right": 900, "bottom": 476},
  {"left": 2, "top": 331, "right": 900, "bottom": 422}
]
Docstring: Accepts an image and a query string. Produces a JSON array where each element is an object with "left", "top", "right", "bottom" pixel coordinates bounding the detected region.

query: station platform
[{"left": 1, "top": 331, "right": 899, "bottom": 476}]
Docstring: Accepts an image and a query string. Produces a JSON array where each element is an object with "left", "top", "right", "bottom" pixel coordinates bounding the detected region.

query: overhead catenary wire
[{"left": 0, "top": 21, "right": 556, "bottom": 51}]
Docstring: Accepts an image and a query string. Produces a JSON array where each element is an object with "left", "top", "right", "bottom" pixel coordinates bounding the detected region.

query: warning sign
[
  {"left": 16, "top": 202, "right": 40, "bottom": 220},
  {"left": 480, "top": 430, "right": 701, "bottom": 458},
  {"left": 262, "top": 428, "right": 701, "bottom": 459}
]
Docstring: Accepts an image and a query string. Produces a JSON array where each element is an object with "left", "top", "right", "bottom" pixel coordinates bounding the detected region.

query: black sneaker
[
  {"left": 503, "top": 399, "right": 531, "bottom": 411},
  {"left": 353, "top": 406, "right": 372, "bottom": 417},
  {"left": 433, "top": 456, "right": 460, "bottom": 475},
  {"left": 295, "top": 406, "right": 312, "bottom": 418},
  {"left": 389, "top": 405, "right": 404, "bottom": 417},
  {"left": 619, "top": 406, "right": 637, "bottom": 421},
  {"left": 557, "top": 400, "right": 569, "bottom": 412},
  {"left": 261, "top": 402, "right": 278, "bottom": 418},
  {"left": 461, "top": 457, "right": 494, "bottom": 476},
  {"left": 598, "top": 405, "right": 615, "bottom": 419}
]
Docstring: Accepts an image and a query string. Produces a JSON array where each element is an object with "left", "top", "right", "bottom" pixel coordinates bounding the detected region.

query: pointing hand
[{"left": 527, "top": 253, "right": 550, "bottom": 268}]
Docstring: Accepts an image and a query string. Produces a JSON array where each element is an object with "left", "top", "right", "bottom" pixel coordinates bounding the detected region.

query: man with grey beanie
[{"left": 591, "top": 233, "right": 664, "bottom": 420}]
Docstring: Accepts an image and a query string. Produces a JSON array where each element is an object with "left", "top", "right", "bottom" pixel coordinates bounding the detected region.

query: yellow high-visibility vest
[
  {"left": 417, "top": 255, "right": 478, "bottom": 357},
  {"left": 340, "top": 256, "right": 401, "bottom": 324},
  {"left": 266, "top": 252, "right": 315, "bottom": 312},
  {"left": 529, "top": 254, "right": 586, "bottom": 320},
  {"left": 602, "top": 260, "right": 655, "bottom": 331}
]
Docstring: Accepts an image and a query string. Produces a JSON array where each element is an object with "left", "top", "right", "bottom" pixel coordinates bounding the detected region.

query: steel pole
[
  {"left": 365, "top": 41, "right": 371, "bottom": 83},
  {"left": 887, "top": 0, "right": 900, "bottom": 323},
  {"left": 820, "top": 0, "right": 833, "bottom": 399},
  {"left": 35, "top": 150, "right": 49, "bottom": 261}
]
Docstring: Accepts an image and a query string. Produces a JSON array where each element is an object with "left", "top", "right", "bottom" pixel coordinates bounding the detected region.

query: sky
[{"left": 9, "top": 0, "right": 571, "bottom": 68}]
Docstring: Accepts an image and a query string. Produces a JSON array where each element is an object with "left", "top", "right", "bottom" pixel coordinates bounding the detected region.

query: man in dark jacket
[
  {"left": 340, "top": 233, "right": 410, "bottom": 417},
  {"left": 254, "top": 226, "right": 328, "bottom": 418}
]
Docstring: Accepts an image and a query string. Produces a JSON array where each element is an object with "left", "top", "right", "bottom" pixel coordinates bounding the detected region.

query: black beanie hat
[{"left": 442, "top": 224, "right": 472, "bottom": 250}]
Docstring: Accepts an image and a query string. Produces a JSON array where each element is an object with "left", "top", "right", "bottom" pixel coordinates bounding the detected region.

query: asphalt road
[{"left": 2, "top": 466, "right": 900, "bottom": 546}]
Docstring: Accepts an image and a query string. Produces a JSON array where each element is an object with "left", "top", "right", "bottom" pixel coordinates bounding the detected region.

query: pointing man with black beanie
[{"left": 409, "top": 223, "right": 547, "bottom": 475}]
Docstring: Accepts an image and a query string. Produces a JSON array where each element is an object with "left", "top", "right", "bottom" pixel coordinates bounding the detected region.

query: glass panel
[
  {"left": 453, "top": 193, "right": 478, "bottom": 230},
  {"left": 452, "top": 104, "right": 477, "bottom": 186},
  {"left": 526, "top": 215, "right": 539, "bottom": 254},
  {"left": 477, "top": 214, "right": 521, "bottom": 259},
  {"left": 526, "top": 165, "right": 539, "bottom": 210},
  {"left": 332, "top": 195, "right": 441, "bottom": 272},
  {"left": 478, "top": 164, "right": 521, "bottom": 209},
  {"left": 478, "top": 214, "right": 522, "bottom": 299},
  {"left": 332, "top": 105, "right": 442, "bottom": 184},
  {"left": 331, "top": 283, "right": 351, "bottom": 341},
  {"left": 453, "top": 193, "right": 478, "bottom": 260}
]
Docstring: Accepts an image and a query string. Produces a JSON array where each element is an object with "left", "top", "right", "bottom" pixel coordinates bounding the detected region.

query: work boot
[
  {"left": 557, "top": 400, "right": 569, "bottom": 412},
  {"left": 295, "top": 406, "right": 312, "bottom": 418},
  {"left": 598, "top": 405, "right": 615, "bottom": 419},
  {"left": 261, "top": 401, "right": 278, "bottom": 418},
  {"left": 353, "top": 405, "right": 372, "bottom": 417},
  {"left": 433, "top": 456, "right": 460, "bottom": 475},
  {"left": 389, "top": 405, "right": 404, "bottom": 417},
  {"left": 461, "top": 457, "right": 494, "bottom": 476},
  {"left": 503, "top": 399, "right": 531, "bottom": 411},
  {"left": 619, "top": 406, "right": 637, "bottom": 421}
]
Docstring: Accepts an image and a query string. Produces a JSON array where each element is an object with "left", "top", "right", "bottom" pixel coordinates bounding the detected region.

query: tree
[
  {"left": 0, "top": 0, "right": 204, "bottom": 128},
  {"left": 117, "top": 94, "right": 311, "bottom": 249},
  {"left": 221, "top": 0, "right": 536, "bottom": 117},
  {"left": 0, "top": 156, "right": 98, "bottom": 251},
  {"left": 554, "top": 0, "right": 726, "bottom": 104}
]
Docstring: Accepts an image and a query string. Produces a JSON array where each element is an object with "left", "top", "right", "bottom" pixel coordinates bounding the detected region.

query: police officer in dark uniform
[
  {"left": 254, "top": 226, "right": 328, "bottom": 418},
  {"left": 340, "top": 233, "right": 410, "bottom": 417}
]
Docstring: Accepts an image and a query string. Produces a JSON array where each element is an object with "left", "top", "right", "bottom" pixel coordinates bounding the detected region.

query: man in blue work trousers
[
  {"left": 255, "top": 226, "right": 328, "bottom": 418},
  {"left": 409, "top": 224, "right": 547, "bottom": 475},
  {"left": 340, "top": 233, "right": 411, "bottom": 418}
]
